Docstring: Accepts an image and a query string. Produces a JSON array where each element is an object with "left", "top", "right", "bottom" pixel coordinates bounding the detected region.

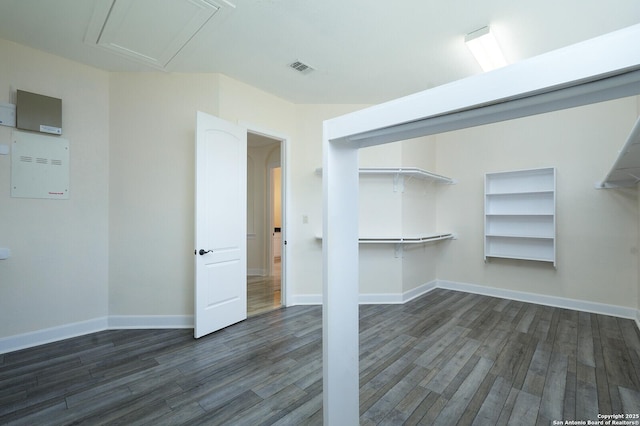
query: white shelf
[
  {"left": 315, "top": 166, "right": 455, "bottom": 185},
  {"left": 597, "top": 115, "right": 640, "bottom": 188},
  {"left": 357, "top": 233, "right": 454, "bottom": 244},
  {"left": 316, "top": 233, "right": 454, "bottom": 244},
  {"left": 317, "top": 232, "right": 454, "bottom": 258},
  {"left": 486, "top": 190, "right": 554, "bottom": 196},
  {"left": 485, "top": 167, "right": 556, "bottom": 266},
  {"left": 486, "top": 234, "right": 554, "bottom": 239},
  {"left": 358, "top": 167, "right": 455, "bottom": 184}
]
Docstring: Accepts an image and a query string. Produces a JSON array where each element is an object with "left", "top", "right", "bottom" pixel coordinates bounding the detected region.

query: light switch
[
  {"left": 0, "top": 248, "right": 10, "bottom": 260},
  {"left": 0, "top": 144, "right": 9, "bottom": 155},
  {"left": 0, "top": 102, "right": 16, "bottom": 128}
]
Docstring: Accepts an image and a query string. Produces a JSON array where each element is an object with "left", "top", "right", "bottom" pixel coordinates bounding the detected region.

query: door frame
[
  {"left": 242, "top": 122, "right": 290, "bottom": 308},
  {"left": 267, "top": 161, "right": 281, "bottom": 277}
]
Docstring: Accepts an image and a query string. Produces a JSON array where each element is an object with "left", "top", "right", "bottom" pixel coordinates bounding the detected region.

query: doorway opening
[{"left": 247, "top": 132, "right": 285, "bottom": 316}]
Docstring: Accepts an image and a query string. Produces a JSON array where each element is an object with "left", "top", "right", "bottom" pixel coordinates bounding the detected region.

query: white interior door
[{"left": 195, "top": 111, "right": 247, "bottom": 338}]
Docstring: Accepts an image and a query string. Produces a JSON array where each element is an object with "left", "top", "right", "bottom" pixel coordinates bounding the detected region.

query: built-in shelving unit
[{"left": 484, "top": 167, "right": 556, "bottom": 266}]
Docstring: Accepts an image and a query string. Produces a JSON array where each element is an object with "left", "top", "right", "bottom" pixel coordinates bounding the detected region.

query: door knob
[{"left": 199, "top": 249, "right": 213, "bottom": 255}]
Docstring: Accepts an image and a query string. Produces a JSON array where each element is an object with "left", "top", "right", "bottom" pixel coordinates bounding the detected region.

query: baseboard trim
[
  {"left": 3, "top": 281, "right": 637, "bottom": 354},
  {"left": 436, "top": 279, "right": 638, "bottom": 320},
  {"left": 0, "top": 316, "right": 108, "bottom": 355},
  {"left": 288, "top": 280, "right": 638, "bottom": 330},
  {"left": 403, "top": 280, "right": 439, "bottom": 303},
  {"left": 289, "top": 294, "right": 322, "bottom": 305},
  {"left": 0, "top": 315, "right": 195, "bottom": 354},
  {"left": 108, "top": 315, "right": 193, "bottom": 329},
  {"left": 359, "top": 293, "right": 404, "bottom": 304},
  {"left": 247, "top": 268, "right": 267, "bottom": 276},
  {"left": 289, "top": 281, "right": 440, "bottom": 306}
]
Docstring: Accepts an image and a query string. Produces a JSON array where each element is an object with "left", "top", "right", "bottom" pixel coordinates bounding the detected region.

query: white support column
[{"left": 322, "top": 122, "right": 360, "bottom": 425}]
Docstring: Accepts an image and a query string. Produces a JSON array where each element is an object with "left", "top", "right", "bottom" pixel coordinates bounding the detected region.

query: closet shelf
[
  {"left": 486, "top": 190, "right": 554, "bottom": 196},
  {"left": 315, "top": 166, "right": 455, "bottom": 185},
  {"left": 486, "top": 213, "right": 554, "bottom": 217},
  {"left": 315, "top": 233, "right": 455, "bottom": 244},
  {"left": 358, "top": 233, "right": 454, "bottom": 244},
  {"left": 486, "top": 234, "right": 554, "bottom": 240},
  {"left": 597, "top": 115, "right": 640, "bottom": 188},
  {"left": 485, "top": 253, "right": 555, "bottom": 264}
]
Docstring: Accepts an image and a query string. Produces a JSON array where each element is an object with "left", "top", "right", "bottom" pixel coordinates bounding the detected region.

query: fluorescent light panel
[{"left": 465, "top": 26, "right": 507, "bottom": 72}]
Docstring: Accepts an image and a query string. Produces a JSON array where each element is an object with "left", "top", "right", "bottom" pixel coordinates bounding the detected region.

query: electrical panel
[
  {"left": 16, "top": 90, "right": 62, "bottom": 135},
  {"left": 11, "top": 130, "right": 69, "bottom": 199}
]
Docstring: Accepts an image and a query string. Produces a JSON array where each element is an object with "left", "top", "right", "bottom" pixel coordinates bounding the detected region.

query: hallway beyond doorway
[{"left": 247, "top": 257, "right": 282, "bottom": 316}]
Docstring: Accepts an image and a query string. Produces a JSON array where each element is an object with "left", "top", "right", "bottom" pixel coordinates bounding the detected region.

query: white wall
[
  {"left": 0, "top": 39, "right": 110, "bottom": 338},
  {"left": 435, "top": 96, "right": 639, "bottom": 309}
]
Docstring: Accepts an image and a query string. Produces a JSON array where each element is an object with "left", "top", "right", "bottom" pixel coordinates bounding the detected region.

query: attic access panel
[
  {"left": 11, "top": 131, "right": 69, "bottom": 199},
  {"left": 85, "top": 0, "right": 223, "bottom": 69}
]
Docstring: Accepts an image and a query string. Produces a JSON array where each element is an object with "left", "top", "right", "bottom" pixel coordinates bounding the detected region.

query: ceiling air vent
[{"left": 289, "top": 60, "right": 314, "bottom": 74}]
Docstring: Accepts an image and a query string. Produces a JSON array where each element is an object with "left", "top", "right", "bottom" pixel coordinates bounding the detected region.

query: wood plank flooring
[
  {"left": 247, "top": 274, "right": 281, "bottom": 317},
  {"left": 247, "top": 257, "right": 282, "bottom": 317},
  {"left": 1, "top": 289, "right": 640, "bottom": 425}
]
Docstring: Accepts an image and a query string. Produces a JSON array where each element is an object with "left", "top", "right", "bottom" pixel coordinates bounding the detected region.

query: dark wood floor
[{"left": 1, "top": 289, "right": 640, "bottom": 425}]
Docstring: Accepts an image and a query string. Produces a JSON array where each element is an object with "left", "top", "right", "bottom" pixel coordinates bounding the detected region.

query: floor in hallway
[{"left": 247, "top": 258, "right": 281, "bottom": 316}]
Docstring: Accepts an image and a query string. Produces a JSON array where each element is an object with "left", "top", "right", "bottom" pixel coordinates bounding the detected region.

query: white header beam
[{"left": 325, "top": 23, "right": 640, "bottom": 146}]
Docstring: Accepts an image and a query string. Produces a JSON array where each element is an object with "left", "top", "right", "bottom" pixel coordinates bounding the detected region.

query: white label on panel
[
  {"left": 40, "top": 125, "right": 62, "bottom": 135},
  {"left": 11, "top": 130, "right": 69, "bottom": 199}
]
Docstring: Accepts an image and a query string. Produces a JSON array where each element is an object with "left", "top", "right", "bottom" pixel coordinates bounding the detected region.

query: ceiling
[{"left": 0, "top": 0, "right": 639, "bottom": 105}]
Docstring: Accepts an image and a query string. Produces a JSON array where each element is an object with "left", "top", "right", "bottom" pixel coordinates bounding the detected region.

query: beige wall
[
  {"left": 289, "top": 104, "right": 369, "bottom": 298},
  {"left": 435, "top": 96, "right": 639, "bottom": 309},
  {"left": 108, "top": 73, "right": 298, "bottom": 315},
  {"left": 359, "top": 136, "right": 443, "bottom": 295},
  {"left": 108, "top": 72, "right": 219, "bottom": 315},
  {"left": 0, "top": 39, "right": 110, "bottom": 337},
  {"left": 218, "top": 75, "right": 296, "bottom": 133}
]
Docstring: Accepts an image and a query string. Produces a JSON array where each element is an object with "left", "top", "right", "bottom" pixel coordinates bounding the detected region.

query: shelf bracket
[
  {"left": 394, "top": 243, "right": 404, "bottom": 258},
  {"left": 393, "top": 174, "right": 405, "bottom": 192}
]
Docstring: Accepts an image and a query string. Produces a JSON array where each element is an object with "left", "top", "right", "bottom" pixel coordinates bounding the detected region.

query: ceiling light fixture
[{"left": 465, "top": 26, "right": 508, "bottom": 72}]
